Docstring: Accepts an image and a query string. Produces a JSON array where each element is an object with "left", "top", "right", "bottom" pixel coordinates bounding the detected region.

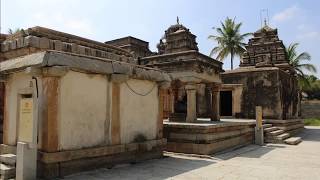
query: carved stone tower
[
  {"left": 240, "top": 24, "right": 291, "bottom": 71},
  {"left": 157, "top": 19, "right": 198, "bottom": 54}
]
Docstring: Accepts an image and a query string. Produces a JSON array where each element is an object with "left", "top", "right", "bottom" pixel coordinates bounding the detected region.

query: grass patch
[{"left": 304, "top": 118, "right": 320, "bottom": 126}]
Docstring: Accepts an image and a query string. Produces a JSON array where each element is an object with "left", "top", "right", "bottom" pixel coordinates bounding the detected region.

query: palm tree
[
  {"left": 208, "top": 17, "right": 252, "bottom": 70},
  {"left": 286, "top": 43, "right": 317, "bottom": 88}
]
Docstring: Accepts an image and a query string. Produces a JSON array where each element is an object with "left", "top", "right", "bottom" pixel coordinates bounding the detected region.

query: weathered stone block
[
  {"left": 78, "top": 45, "right": 86, "bottom": 55},
  {"left": 71, "top": 43, "right": 78, "bottom": 53},
  {"left": 17, "top": 38, "right": 24, "bottom": 48},
  {"left": 1, "top": 42, "right": 10, "bottom": 52},
  {"left": 24, "top": 36, "right": 40, "bottom": 48},
  {"left": 39, "top": 37, "right": 50, "bottom": 49},
  {"left": 112, "top": 62, "right": 133, "bottom": 75},
  {"left": 52, "top": 40, "right": 62, "bottom": 51},
  {"left": 10, "top": 40, "right": 17, "bottom": 50}
]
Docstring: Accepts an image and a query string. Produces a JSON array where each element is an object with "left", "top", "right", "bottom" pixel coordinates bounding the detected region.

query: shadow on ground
[
  {"left": 61, "top": 156, "right": 215, "bottom": 180},
  {"left": 213, "top": 143, "right": 286, "bottom": 160},
  {"left": 300, "top": 126, "right": 320, "bottom": 142}
]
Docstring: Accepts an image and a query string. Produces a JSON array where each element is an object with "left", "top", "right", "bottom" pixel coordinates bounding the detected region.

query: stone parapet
[{"left": 1, "top": 26, "right": 135, "bottom": 64}]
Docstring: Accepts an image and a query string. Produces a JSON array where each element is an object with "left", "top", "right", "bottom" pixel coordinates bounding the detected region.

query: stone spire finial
[
  {"left": 177, "top": 16, "right": 180, "bottom": 25},
  {"left": 264, "top": 18, "right": 267, "bottom": 26}
]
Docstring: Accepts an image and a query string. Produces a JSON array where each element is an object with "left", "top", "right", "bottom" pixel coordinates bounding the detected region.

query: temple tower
[
  {"left": 157, "top": 18, "right": 198, "bottom": 54},
  {"left": 240, "top": 24, "right": 292, "bottom": 72}
]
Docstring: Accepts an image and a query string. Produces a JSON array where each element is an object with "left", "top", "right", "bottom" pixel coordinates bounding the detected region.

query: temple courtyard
[{"left": 58, "top": 126, "right": 320, "bottom": 180}]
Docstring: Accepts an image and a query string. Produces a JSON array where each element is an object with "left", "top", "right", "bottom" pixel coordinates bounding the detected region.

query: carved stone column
[
  {"left": 157, "top": 82, "right": 170, "bottom": 139},
  {"left": 205, "top": 85, "right": 213, "bottom": 117},
  {"left": 169, "top": 88, "right": 176, "bottom": 114},
  {"left": 211, "top": 84, "right": 221, "bottom": 121},
  {"left": 185, "top": 84, "right": 197, "bottom": 123}
]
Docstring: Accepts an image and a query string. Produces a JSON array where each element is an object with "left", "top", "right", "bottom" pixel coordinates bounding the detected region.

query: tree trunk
[{"left": 230, "top": 52, "right": 234, "bottom": 70}]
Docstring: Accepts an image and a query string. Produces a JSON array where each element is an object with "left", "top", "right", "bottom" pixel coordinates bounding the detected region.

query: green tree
[
  {"left": 285, "top": 43, "right": 317, "bottom": 89},
  {"left": 7, "top": 28, "right": 23, "bottom": 35},
  {"left": 208, "top": 17, "right": 252, "bottom": 70},
  {"left": 302, "top": 75, "right": 320, "bottom": 99}
]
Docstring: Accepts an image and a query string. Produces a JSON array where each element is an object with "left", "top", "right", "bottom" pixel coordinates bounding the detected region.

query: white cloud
[{"left": 272, "top": 5, "right": 300, "bottom": 22}]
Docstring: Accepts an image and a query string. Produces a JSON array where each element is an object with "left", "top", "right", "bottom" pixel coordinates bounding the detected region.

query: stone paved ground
[{"left": 60, "top": 126, "right": 320, "bottom": 180}]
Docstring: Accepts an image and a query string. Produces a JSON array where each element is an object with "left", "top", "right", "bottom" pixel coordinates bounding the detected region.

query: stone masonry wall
[
  {"left": 301, "top": 100, "right": 320, "bottom": 118},
  {"left": 222, "top": 70, "right": 282, "bottom": 119}
]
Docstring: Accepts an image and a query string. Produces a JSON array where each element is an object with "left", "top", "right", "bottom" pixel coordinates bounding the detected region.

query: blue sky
[{"left": 1, "top": 0, "right": 319, "bottom": 77}]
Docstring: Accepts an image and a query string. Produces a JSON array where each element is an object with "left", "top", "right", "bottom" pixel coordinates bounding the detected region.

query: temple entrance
[{"left": 220, "top": 91, "right": 232, "bottom": 116}]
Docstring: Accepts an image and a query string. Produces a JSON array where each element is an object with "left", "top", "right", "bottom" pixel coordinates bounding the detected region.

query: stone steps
[
  {"left": 0, "top": 164, "right": 15, "bottom": 180},
  {"left": 263, "top": 122, "right": 303, "bottom": 145},
  {"left": 264, "top": 127, "right": 279, "bottom": 133},
  {"left": 276, "top": 133, "right": 290, "bottom": 140},
  {"left": 268, "top": 129, "right": 285, "bottom": 136},
  {"left": 0, "top": 154, "right": 16, "bottom": 180},
  {"left": 0, "top": 155, "right": 16, "bottom": 166},
  {"left": 284, "top": 137, "right": 302, "bottom": 145},
  {"left": 263, "top": 124, "right": 272, "bottom": 129}
]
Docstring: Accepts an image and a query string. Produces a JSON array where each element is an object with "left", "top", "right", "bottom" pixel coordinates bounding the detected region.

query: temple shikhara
[{"left": 0, "top": 18, "right": 304, "bottom": 179}]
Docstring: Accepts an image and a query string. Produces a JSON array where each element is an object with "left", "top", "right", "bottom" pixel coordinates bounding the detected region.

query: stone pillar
[
  {"left": 169, "top": 89, "right": 175, "bottom": 114},
  {"left": 205, "top": 85, "right": 212, "bottom": 117},
  {"left": 0, "top": 74, "right": 8, "bottom": 144},
  {"left": 16, "top": 142, "right": 37, "bottom": 180},
  {"left": 185, "top": 84, "right": 197, "bottom": 123},
  {"left": 110, "top": 74, "right": 128, "bottom": 145},
  {"left": 40, "top": 66, "right": 68, "bottom": 152},
  {"left": 157, "top": 82, "right": 170, "bottom": 139},
  {"left": 211, "top": 84, "right": 220, "bottom": 121},
  {"left": 255, "top": 106, "right": 264, "bottom": 145},
  {"left": 41, "top": 76, "right": 59, "bottom": 152}
]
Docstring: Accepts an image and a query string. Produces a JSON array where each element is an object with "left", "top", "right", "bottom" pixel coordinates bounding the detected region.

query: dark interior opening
[
  {"left": 220, "top": 91, "right": 233, "bottom": 116},
  {"left": 174, "top": 95, "right": 187, "bottom": 113}
]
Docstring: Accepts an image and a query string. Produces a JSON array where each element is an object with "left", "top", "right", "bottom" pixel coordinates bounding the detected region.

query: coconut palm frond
[{"left": 208, "top": 17, "right": 252, "bottom": 69}]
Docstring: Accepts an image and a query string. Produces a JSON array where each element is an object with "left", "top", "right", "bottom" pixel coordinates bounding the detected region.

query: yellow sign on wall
[
  {"left": 256, "top": 106, "right": 263, "bottom": 129},
  {"left": 18, "top": 98, "right": 34, "bottom": 143}
]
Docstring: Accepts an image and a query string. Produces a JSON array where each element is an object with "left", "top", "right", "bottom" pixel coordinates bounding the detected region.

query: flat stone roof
[
  {"left": 222, "top": 66, "right": 280, "bottom": 74},
  {"left": 164, "top": 119, "right": 256, "bottom": 129},
  {"left": 0, "top": 51, "right": 171, "bottom": 82}
]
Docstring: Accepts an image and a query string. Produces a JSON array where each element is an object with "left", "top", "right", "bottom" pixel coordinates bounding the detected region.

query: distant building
[{"left": 105, "top": 36, "right": 154, "bottom": 58}]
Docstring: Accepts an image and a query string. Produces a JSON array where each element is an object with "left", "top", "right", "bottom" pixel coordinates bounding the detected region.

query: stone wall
[
  {"left": 301, "top": 100, "right": 320, "bottom": 118},
  {"left": 222, "top": 68, "right": 282, "bottom": 119},
  {"left": 2, "top": 70, "right": 162, "bottom": 149}
]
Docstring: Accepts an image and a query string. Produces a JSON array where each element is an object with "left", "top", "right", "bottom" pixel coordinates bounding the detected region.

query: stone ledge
[
  {"left": 265, "top": 119, "right": 303, "bottom": 124},
  {"left": 38, "top": 147, "right": 163, "bottom": 178},
  {"left": 168, "top": 128, "right": 254, "bottom": 142},
  {"left": 164, "top": 124, "right": 255, "bottom": 134},
  {"left": 0, "top": 51, "right": 171, "bottom": 83},
  {"left": 39, "top": 139, "right": 166, "bottom": 164},
  {"left": 166, "top": 133, "right": 253, "bottom": 155},
  {"left": 164, "top": 121, "right": 255, "bottom": 130}
]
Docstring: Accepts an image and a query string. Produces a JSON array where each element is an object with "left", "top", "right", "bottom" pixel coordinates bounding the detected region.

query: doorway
[{"left": 220, "top": 91, "right": 233, "bottom": 116}]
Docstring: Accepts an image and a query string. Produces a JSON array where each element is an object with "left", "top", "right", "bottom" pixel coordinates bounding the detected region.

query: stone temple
[
  {"left": 222, "top": 24, "right": 303, "bottom": 134},
  {"left": 0, "top": 20, "right": 304, "bottom": 179},
  {"left": 223, "top": 24, "right": 298, "bottom": 119},
  {"left": 107, "top": 20, "right": 223, "bottom": 123}
]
